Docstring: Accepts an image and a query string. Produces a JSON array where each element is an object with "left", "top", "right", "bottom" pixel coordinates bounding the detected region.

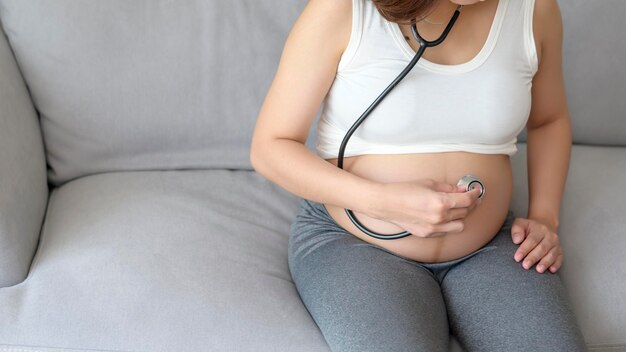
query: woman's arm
[
  {"left": 250, "top": 0, "right": 384, "bottom": 218},
  {"left": 525, "top": 0, "right": 570, "bottom": 232}
]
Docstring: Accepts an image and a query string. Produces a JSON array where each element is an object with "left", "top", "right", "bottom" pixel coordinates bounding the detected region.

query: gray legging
[{"left": 288, "top": 198, "right": 587, "bottom": 352}]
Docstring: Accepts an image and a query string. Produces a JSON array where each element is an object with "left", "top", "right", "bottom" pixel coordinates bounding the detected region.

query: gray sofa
[{"left": 0, "top": 1, "right": 624, "bottom": 351}]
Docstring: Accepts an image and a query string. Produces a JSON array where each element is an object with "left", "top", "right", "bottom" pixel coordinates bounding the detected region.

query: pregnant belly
[{"left": 323, "top": 152, "right": 514, "bottom": 263}]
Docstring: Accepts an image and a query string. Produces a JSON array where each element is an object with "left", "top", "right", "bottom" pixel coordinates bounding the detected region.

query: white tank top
[{"left": 315, "top": 0, "right": 538, "bottom": 159}]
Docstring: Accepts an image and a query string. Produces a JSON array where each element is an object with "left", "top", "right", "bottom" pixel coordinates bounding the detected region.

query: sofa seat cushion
[
  {"left": 0, "top": 170, "right": 329, "bottom": 351},
  {"left": 2, "top": 143, "right": 625, "bottom": 351}
]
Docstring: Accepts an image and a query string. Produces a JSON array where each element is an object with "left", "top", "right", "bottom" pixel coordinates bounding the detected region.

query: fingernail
[
  {"left": 537, "top": 264, "right": 545, "bottom": 272},
  {"left": 523, "top": 261, "right": 530, "bottom": 269}
]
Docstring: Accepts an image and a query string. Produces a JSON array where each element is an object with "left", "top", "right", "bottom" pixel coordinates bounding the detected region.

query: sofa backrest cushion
[
  {"left": 0, "top": 1, "right": 309, "bottom": 186},
  {"left": 518, "top": 0, "right": 625, "bottom": 145},
  {"left": 0, "top": 0, "right": 623, "bottom": 186}
]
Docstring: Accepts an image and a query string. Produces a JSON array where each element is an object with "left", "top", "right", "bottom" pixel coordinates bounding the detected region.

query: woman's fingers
[
  {"left": 451, "top": 207, "right": 471, "bottom": 220},
  {"left": 430, "top": 180, "right": 461, "bottom": 193},
  {"left": 434, "top": 188, "right": 481, "bottom": 222},
  {"left": 536, "top": 246, "right": 561, "bottom": 273},
  {"left": 512, "top": 218, "right": 562, "bottom": 274},
  {"left": 433, "top": 207, "right": 470, "bottom": 223},
  {"left": 444, "top": 187, "right": 482, "bottom": 209},
  {"left": 413, "top": 193, "right": 481, "bottom": 236},
  {"left": 406, "top": 186, "right": 481, "bottom": 237},
  {"left": 511, "top": 217, "right": 529, "bottom": 244},
  {"left": 549, "top": 253, "right": 564, "bottom": 273},
  {"left": 513, "top": 231, "right": 541, "bottom": 263},
  {"left": 520, "top": 236, "right": 554, "bottom": 270}
]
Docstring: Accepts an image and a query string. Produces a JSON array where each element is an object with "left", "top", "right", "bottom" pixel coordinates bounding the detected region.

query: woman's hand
[
  {"left": 511, "top": 217, "right": 563, "bottom": 274},
  {"left": 371, "top": 179, "right": 483, "bottom": 238}
]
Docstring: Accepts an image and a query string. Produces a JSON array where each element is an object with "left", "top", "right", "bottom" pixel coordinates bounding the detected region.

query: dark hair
[{"left": 371, "top": 0, "right": 438, "bottom": 25}]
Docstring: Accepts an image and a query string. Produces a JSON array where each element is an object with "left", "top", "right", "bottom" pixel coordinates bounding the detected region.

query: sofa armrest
[{"left": 0, "top": 20, "right": 48, "bottom": 287}]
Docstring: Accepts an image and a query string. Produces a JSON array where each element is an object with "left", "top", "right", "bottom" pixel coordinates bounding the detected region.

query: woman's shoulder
[
  {"left": 531, "top": 0, "right": 564, "bottom": 65},
  {"left": 294, "top": 0, "right": 353, "bottom": 61}
]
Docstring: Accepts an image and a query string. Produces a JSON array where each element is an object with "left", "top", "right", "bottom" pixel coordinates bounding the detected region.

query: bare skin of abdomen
[{"left": 323, "top": 152, "right": 513, "bottom": 263}]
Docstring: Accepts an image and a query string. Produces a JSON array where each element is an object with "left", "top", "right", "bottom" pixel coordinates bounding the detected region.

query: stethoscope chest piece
[{"left": 457, "top": 174, "right": 485, "bottom": 199}]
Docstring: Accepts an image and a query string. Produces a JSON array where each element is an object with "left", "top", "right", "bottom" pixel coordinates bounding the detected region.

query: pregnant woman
[{"left": 250, "top": 0, "right": 587, "bottom": 350}]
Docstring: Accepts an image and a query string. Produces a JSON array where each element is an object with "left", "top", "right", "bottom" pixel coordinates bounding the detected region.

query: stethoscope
[{"left": 336, "top": 4, "right": 485, "bottom": 240}]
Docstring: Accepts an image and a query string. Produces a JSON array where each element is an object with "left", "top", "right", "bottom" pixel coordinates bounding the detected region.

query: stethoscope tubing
[{"left": 336, "top": 5, "right": 464, "bottom": 240}]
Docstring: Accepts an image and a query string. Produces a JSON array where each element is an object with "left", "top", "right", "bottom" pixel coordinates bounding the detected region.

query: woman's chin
[{"left": 449, "top": 0, "right": 485, "bottom": 5}]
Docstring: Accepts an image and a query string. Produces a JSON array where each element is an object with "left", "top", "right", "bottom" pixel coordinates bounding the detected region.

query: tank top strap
[
  {"left": 490, "top": 0, "right": 539, "bottom": 75},
  {"left": 337, "top": 0, "right": 408, "bottom": 74}
]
